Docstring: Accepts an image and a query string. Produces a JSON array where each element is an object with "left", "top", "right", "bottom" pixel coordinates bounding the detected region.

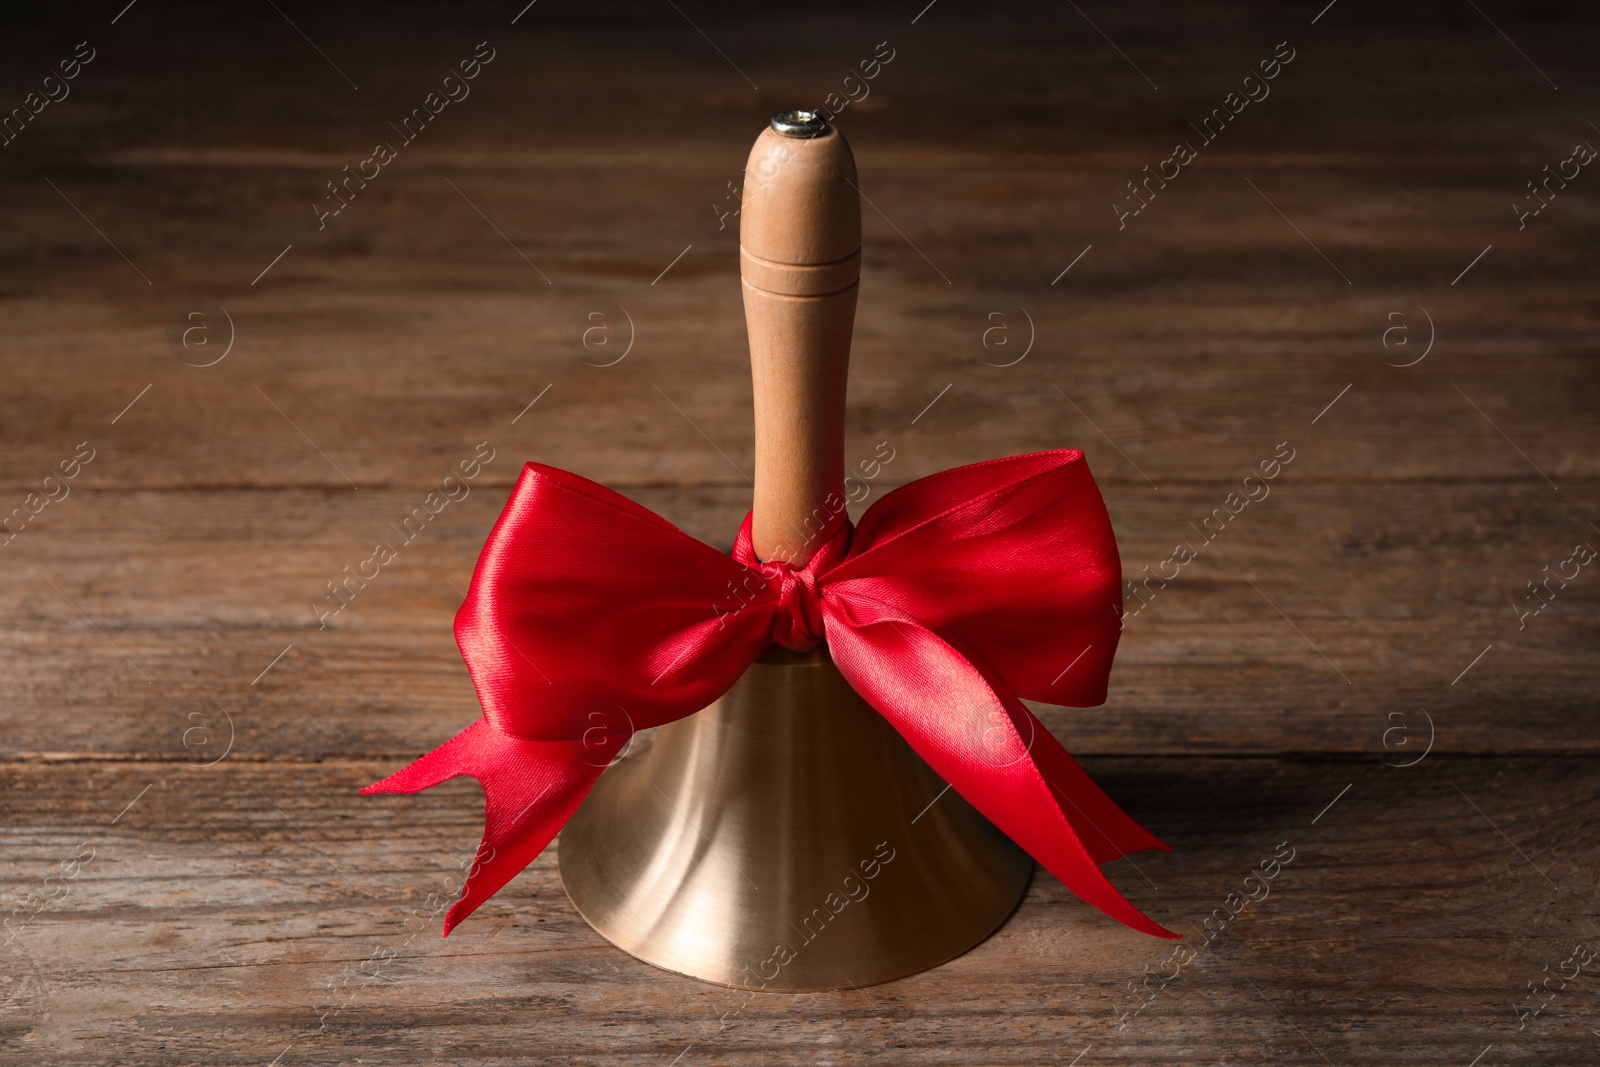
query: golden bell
[
  {"left": 558, "top": 646, "right": 1033, "bottom": 991},
  {"left": 560, "top": 111, "right": 1031, "bottom": 990}
]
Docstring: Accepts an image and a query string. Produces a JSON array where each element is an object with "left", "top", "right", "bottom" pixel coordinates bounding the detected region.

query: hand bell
[{"left": 557, "top": 111, "right": 1034, "bottom": 992}]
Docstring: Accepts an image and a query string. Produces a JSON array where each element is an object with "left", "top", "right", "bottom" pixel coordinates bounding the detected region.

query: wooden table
[{"left": 3, "top": 2, "right": 1596, "bottom": 1063}]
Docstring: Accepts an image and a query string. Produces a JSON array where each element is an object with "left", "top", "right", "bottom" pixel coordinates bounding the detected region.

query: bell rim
[{"left": 558, "top": 837, "right": 1034, "bottom": 993}]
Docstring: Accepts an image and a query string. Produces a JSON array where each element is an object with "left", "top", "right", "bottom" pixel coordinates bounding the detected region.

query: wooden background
[{"left": 2, "top": 1, "right": 1597, "bottom": 1063}]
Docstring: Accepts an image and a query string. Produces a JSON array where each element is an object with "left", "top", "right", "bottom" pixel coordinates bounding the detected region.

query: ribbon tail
[
  {"left": 1029, "top": 727, "right": 1170, "bottom": 866},
  {"left": 826, "top": 607, "right": 1177, "bottom": 939},
  {"left": 362, "top": 718, "right": 613, "bottom": 935}
]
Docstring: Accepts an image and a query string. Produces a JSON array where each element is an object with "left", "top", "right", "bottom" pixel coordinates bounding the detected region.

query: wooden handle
[{"left": 741, "top": 113, "right": 861, "bottom": 564}]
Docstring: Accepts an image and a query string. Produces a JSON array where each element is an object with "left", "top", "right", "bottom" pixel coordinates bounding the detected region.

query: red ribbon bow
[{"left": 365, "top": 449, "right": 1174, "bottom": 939}]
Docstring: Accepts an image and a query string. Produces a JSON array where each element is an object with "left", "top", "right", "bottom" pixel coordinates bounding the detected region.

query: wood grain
[
  {"left": 2, "top": 484, "right": 1592, "bottom": 761},
  {"left": 3, "top": 758, "right": 1597, "bottom": 1064},
  {"left": 1, "top": 0, "right": 1596, "bottom": 1063}
]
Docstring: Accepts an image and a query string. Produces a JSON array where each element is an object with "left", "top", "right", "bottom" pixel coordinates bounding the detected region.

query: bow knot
[
  {"left": 769, "top": 567, "right": 825, "bottom": 651},
  {"left": 733, "top": 518, "right": 851, "bottom": 652},
  {"left": 365, "top": 450, "right": 1175, "bottom": 942}
]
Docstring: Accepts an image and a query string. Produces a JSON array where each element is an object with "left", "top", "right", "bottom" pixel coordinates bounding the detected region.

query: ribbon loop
[{"left": 366, "top": 450, "right": 1176, "bottom": 941}]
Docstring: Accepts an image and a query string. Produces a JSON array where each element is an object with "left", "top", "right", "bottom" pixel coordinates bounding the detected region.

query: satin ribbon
[{"left": 365, "top": 449, "right": 1174, "bottom": 939}]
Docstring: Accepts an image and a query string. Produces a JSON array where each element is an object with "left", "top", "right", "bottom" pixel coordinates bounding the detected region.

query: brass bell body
[{"left": 558, "top": 647, "right": 1033, "bottom": 991}]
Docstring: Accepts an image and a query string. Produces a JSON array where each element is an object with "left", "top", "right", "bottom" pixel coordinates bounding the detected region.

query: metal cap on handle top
[{"left": 769, "top": 109, "right": 829, "bottom": 137}]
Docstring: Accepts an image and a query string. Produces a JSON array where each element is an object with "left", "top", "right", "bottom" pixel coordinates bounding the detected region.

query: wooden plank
[
  {"left": 2, "top": 757, "right": 1594, "bottom": 1064},
  {"left": 0, "top": 2, "right": 1594, "bottom": 164},
  {"left": 3, "top": 613, "right": 1595, "bottom": 761},
  {"left": 1, "top": 483, "right": 1594, "bottom": 760},
  {"left": 7, "top": 483, "right": 1598, "bottom": 625},
  {"left": 1, "top": 160, "right": 1594, "bottom": 491}
]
